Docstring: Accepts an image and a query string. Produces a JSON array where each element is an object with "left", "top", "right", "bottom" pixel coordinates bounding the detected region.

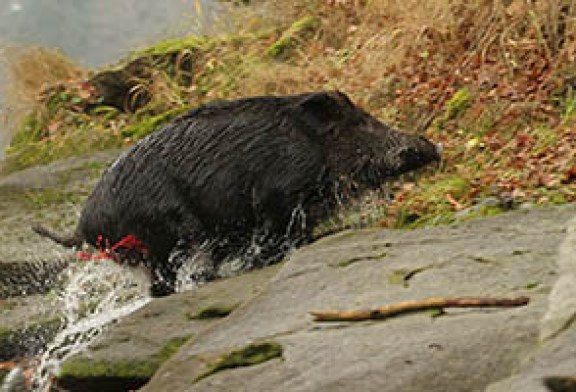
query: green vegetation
[
  {"left": 525, "top": 281, "right": 540, "bottom": 290},
  {"left": 4, "top": 0, "right": 576, "bottom": 228},
  {"left": 137, "top": 36, "right": 210, "bottom": 57},
  {"left": 267, "top": 16, "right": 319, "bottom": 58},
  {"left": 58, "top": 358, "right": 158, "bottom": 380},
  {"left": 387, "top": 266, "right": 430, "bottom": 287},
  {"left": 444, "top": 88, "right": 472, "bottom": 122},
  {"left": 0, "top": 318, "right": 63, "bottom": 361},
  {"left": 23, "top": 188, "right": 83, "bottom": 209},
  {"left": 58, "top": 335, "right": 190, "bottom": 380},
  {"left": 195, "top": 341, "right": 283, "bottom": 382},
  {"left": 333, "top": 252, "right": 387, "bottom": 268},
  {"left": 186, "top": 303, "right": 239, "bottom": 320},
  {"left": 120, "top": 106, "right": 191, "bottom": 139}
]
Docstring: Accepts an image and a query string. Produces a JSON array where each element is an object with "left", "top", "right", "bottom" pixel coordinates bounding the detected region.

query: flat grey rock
[{"left": 141, "top": 205, "right": 576, "bottom": 392}]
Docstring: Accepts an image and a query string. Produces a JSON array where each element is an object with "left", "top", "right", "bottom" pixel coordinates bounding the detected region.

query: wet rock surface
[{"left": 140, "top": 205, "right": 576, "bottom": 392}]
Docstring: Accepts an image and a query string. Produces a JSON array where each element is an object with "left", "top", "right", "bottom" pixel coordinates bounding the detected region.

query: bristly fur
[{"left": 33, "top": 91, "right": 440, "bottom": 296}]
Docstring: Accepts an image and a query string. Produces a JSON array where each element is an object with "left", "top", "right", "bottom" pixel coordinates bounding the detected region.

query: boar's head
[{"left": 293, "top": 91, "right": 441, "bottom": 190}]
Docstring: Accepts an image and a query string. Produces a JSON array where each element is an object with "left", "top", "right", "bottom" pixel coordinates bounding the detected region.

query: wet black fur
[{"left": 33, "top": 91, "right": 440, "bottom": 296}]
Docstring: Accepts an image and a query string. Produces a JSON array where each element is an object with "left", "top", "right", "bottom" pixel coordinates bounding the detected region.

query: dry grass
[
  {"left": 4, "top": 0, "right": 576, "bottom": 225},
  {"left": 4, "top": 46, "right": 84, "bottom": 108},
  {"left": 237, "top": 0, "right": 576, "bottom": 114},
  {"left": 2, "top": 46, "right": 85, "bottom": 142}
]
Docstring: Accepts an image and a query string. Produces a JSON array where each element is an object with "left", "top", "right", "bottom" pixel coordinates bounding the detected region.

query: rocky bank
[{"left": 1, "top": 157, "right": 576, "bottom": 392}]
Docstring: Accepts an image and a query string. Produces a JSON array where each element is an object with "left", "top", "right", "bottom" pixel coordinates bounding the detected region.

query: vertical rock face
[{"left": 540, "top": 215, "right": 576, "bottom": 341}]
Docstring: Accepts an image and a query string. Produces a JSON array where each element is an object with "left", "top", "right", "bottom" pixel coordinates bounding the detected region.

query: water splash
[
  {"left": 174, "top": 204, "right": 308, "bottom": 289},
  {"left": 30, "top": 259, "right": 150, "bottom": 392},
  {"left": 286, "top": 203, "right": 306, "bottom": 238}
]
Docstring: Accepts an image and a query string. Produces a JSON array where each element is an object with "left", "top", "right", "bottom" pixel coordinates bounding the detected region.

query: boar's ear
[{"left": 294, "top": 91, "right": 352, "bottom": 137}]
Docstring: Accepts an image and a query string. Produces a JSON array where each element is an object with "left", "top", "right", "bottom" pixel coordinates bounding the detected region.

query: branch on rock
[{"left": 309, "top": 296, "right": 530, "bottom": 322}]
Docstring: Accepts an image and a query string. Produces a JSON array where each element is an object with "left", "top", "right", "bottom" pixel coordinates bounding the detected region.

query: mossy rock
[
  {"left": 186, "top": 303, "right": 239, "bottom": 320},
  {"left": 0, "top": 317, "right": 63, "bottom": 361},
  {"left": 57, "top": 335, "right": 190, "bottom": 392},
  {"left": 195, "top": 341, "right": 283, "bottom": 382}
]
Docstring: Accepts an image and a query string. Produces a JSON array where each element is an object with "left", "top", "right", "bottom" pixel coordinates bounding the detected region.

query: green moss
[
  {"left": 426, "top": 176, "right": 469, "bottom": 203},
  {"left": 187, "top": 303, "right": 239, "bottom": 320},
  {"left": 396, "top": 175, "right": 471, "bottom": 228},
  {"left": 291, "top": 15, "right": 319, "bottom": 32},
  {"left": 403, "top": 202, "right": 505, "bottom": 229},
  {"left": 550, "top": 193, "right": 568, "bottom": 204},
  {"left": 333, "top": 252, "right": 387, "bottom": 268},
  {"left": 0, "top": 318, "right": 63, "bottom": 361},
  {"left": 429, "top": 308, "right": 446, "bottom": 318},
  {"left": 154, "top": 335, "right": 191, "bottom": 362},
  {"left": 268, "top": 37, "right": 293, "bottom": 58},
  {"left": 138, "top": 35, "right": 211, "bottom": 57},
  {"left": 534, "top": 126, "right": 558, "bottom": 152},
  {"left": 3, "top": 123, "right": 122, "bottom": 174},
  {"left": 9, "top": 112, "right": 47, "bottom": 150},
  {"left": 59, "top": 335, "right": 190, "bottom": 380},
  {"left": 387, "top": 266, "right": 430, "bottom": 287},
  {"left": 121, "top": 106, "right": 191, "bottom": 140},
  {"left": 267, "top": 16, "right": 319, "bottom": 58},
  {"left": 195, "top": 341, "right": 283, "bottom": 382},
  {"left": 23, "top": 188, "right": 82, "bottom": 209},
  {"left": 464, "top": 205, "right": 504, "bottom": 220},
  {"left": 525, "top": 281, "right": 540, "bottom": 289},
  {"left": 444, "top": 88, "right": 472, "bottom": 121},
  {"left": 59, "top": 358, "right": 158, "bottom": 380}
]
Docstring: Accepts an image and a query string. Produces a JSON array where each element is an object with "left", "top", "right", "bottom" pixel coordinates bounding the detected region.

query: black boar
[{"left": 33, "top": 91, "right": 440, "bottom": 296}]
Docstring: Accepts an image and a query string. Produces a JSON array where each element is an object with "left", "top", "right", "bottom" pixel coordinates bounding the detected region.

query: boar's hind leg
[
  {"left": 149, "top": 264, "right": 179, "bottom": 297},
  {"left": 149, "top": 239, "right": 217, "bottom": 297},
  {"left": 148, "top": 215, "right": 213, "bottom": 297}
]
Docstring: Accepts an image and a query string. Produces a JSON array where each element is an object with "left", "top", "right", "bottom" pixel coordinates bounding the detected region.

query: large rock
[
  {"left": 137, "top": 204, "right": 576, "bottom": 392},
  {"left": 53, "top": 264, "right": 281, "bottom": 392},
  {"left": 4, "top": 157, "right": 575, "bottom": 391}
]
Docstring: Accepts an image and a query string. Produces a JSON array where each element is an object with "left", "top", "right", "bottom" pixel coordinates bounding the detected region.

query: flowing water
[{"left": 24, "top": 258, "right": 151, "bottom": 392}]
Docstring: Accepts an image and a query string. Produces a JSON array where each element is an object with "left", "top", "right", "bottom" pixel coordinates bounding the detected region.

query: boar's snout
[{"left": 385, "top": 134, "right": 441, "bottom": 176}]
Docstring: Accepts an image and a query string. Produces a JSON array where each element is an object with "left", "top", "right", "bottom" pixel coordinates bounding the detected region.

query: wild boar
[{"left": 33, "top": 91, "right": 440, "bottom": 296}]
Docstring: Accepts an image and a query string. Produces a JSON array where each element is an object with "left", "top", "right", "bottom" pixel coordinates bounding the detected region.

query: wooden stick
[{"left": 309, "top": 296, "right": 529, "bottom": 322}]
